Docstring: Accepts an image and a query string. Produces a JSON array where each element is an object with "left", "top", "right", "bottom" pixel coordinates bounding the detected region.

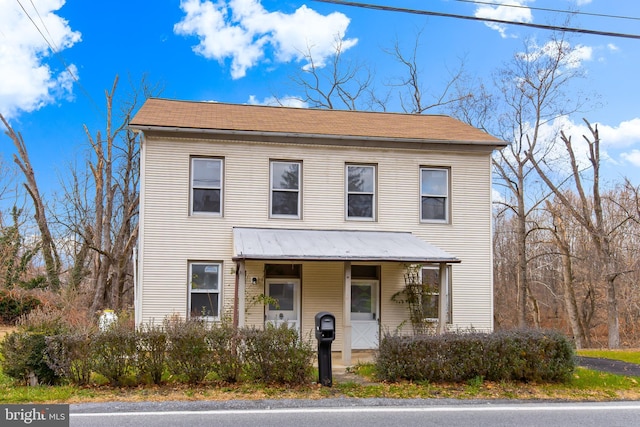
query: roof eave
[{"left": 128, "top": 124, "right": 508, "bottom": 148}]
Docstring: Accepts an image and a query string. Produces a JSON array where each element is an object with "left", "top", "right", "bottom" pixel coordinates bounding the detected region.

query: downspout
[
  {"left": 133, "top": 246, "right": 139, "bottom": 326},
  {"left": 233, "top": 262, "right": 240, "bottom": 330}
]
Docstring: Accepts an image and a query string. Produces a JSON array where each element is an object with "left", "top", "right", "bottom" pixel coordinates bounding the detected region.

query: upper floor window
[
  {"left": 191, "top": 158, "right": 222, "bottom": 215},
  {"left": 420, "top": 167, "right": 449, "bottom": 222},
  {"left": 347, "top": 164, "right": 375, "bottom": 220},
  {"left": 189, "top": 262, "right": 221, "bottom": 320},
  {"left": 270, "top": 161, "right": 301, "bottom": 218}
]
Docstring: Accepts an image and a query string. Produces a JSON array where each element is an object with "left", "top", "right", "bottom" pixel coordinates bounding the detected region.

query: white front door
[
  {"left": 351, "top": 280, "right": 379, "bottom": 349},
  {"left": 265, "top": 279, "right": 300, "bottom": 331}
]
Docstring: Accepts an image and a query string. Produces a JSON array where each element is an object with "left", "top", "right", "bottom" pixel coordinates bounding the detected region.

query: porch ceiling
[{"left": 232, "top": 227, "right": 460, "bottom": 263}]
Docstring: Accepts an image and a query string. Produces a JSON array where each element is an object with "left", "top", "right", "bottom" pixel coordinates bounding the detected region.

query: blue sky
[{"left": 1, "top": 0, "right": 639, "bottom": 199}]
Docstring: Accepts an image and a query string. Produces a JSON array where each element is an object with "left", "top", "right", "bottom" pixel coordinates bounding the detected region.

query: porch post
[
  {"left": 437, "top": 263, "right": 448, "bottom": 334},
  {"left": 343, "top": 261, "right": 352, "bottom": 365},
  {"left": 237, "top": 261, "right": 246, "bottom": 327}
]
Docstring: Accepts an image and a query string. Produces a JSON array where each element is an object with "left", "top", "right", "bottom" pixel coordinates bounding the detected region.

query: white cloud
[
  {"left": 566, "top": 44, "right": 593, "bottom": 68},
  {"left": 576, "top": 0, "right": 592, "bottom": 5},
  {"left": 607, "top": 43, "right": 619, "bottom": 52},
  {"left": 474, "top": 0, "right": 532, "bottom": 38},
  {"left": 0, "top": 0, "right": 81, "bottom": 119},
  {"left": 594, "top": 118, "right": 640, "bottom": 149},
  {"left": 621, "top": 150, "right": 640, "bottom": 167},
  {"left": 517, "top": 40, "right": 592, "bottom": 70},
  {"left": 248, "top": 95, "right": 308, "bottom": 108},
  {"left": 533, "top": 116, "right": 640, "bottom": 174},
  {"left": 175, "top": 0, "right": 357, "bottom": 79},
  {"left": 535, "top": 117, "right": 596, "bottom": 171},
  {"left": 492, "top": 187, "right": 506, "bottom": 206}
]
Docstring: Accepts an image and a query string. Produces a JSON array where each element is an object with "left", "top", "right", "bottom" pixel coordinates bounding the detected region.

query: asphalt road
[{"left": 70, "top": 399, "right": 640, "bottom": 427}]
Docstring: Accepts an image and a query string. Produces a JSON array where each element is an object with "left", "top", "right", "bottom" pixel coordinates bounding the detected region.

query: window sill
[
  {"left": 420, "top": 219, "right": 449, "bottom": 225},
  {"left": 190, "top": 316, "right": 220, "bottom": 322},
  {"left": 190, "top": 212, "right": 223, "bottom": 218}
]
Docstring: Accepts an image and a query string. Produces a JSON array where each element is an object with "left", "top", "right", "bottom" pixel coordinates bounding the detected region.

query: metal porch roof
[{"left": 232, "top": 227, "right": 460, "bottom": 263}]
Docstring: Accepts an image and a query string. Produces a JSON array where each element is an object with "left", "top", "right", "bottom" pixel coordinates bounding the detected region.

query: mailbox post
[{"left": 314, "top": 311, "right": 336, "bottom": 387}]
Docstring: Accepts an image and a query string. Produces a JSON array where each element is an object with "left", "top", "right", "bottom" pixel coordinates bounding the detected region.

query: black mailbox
[
  {"left": 315, "top": 311, "right": 335, "bottom": 387},
  {"left": 315, "top": 311, "right": 336, "bottom": 342}
]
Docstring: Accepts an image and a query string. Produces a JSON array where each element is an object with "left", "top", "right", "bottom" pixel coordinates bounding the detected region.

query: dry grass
[{"left": 0, "top": 326, "right": 15, "bottom": 340}]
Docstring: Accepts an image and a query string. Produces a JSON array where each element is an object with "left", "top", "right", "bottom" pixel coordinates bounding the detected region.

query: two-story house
[{"left": 129, "top": 99, "right": 506, "bottom": 364}]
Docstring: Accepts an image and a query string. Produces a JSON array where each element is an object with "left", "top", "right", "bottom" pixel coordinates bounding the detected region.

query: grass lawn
[{"left": 0, "top": 350, "right": 639, "bottom": 404}]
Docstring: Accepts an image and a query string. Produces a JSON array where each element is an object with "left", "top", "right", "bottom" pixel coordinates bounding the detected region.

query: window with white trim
[
  {"left": 270, "top": 161, "right": 301, "bottom": 218},
  {"left": 420, "top": 167, "right": 449, "bottom": 222},
  {"left": 346, "top": 164, "right": 375, "bottom": 220},
  {"left": 189, "top": 262, "right": 221, "bottom": 319},
  {"left": 191, "top": 158, "right": 222, "bottom": 215},
  {"left": 421, "top": 265, "right": 451, "bottom": 323}
]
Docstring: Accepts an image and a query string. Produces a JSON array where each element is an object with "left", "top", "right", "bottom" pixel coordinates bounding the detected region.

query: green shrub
[
  {"left": 0, "top": 307, "right": 66, "bottom": 385},
  {"left": 485, "top": 329, "right": 576, "bottom": 382},
  {"left": 136, "top": 323, "right": 169, "bottom": 385},
  {"left": 207, "top": 322, "right": 241, "bottom": 383},
  {"left": 45, "top": 332, "right": 94, "bottom": 385},
  {"left": 0, "top": 290, "right": 41, "bottom": 324},
  {"left": 91, "top": 321, "right": 137, "bottom": 386},
  {"left": 1, "top": 331, "right": 61, "bottom": 385},
  {"left": 164, "top": 317, "right": 213, "bottom": 383},
  {"left": 242, "top": 323, "right": 314, "bottom": 384},
  {"left": 376, "top": 329, "right": 575, "bottom": 383}
]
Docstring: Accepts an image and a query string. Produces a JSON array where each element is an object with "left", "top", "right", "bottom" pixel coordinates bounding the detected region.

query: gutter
[{"left": 128, "top": 124, "right": 508, "bottom": 148}]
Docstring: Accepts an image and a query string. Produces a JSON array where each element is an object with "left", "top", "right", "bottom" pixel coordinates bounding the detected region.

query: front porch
[{"left": 231, "top": 227, "right": 460, "bottom": 365}]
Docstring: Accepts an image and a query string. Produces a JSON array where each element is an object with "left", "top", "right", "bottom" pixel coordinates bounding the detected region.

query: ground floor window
[
  {"left": 189, "top": 262, "right": 221, "bottom": 319},
  {"left": 421, "top": 265, "right": 452, "bottom": 323}
]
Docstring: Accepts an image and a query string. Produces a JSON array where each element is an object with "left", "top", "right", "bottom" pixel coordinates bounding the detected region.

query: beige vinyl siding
[
  {"left": 301, "top": 262, "right": 344, "bottom": 348},
  {"left": 139, "top": 136, "right": 494, "bottom": 330},
  {"left": 243, "top": 261, "right": 267, "bottom": 327},
  {"left": 379, "top": 263, "right": 413, "bottom": 334}
]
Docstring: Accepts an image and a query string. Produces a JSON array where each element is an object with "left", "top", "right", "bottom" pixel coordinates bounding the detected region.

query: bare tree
[
  {"left": 54, "top": 75, "right": 159, "bottom": 312},
  {"left": 287, "top": 31, "right": 471, "bottom": 114},
  {"left": 528, "top": 119, "right": 633, "bottom": 348},
  {"left": 545, "top": 198, "right": 589, "bottom": 347},
  {"left": 383, "top": 30, "right": 470, "bottom": 114},
  {"left": 287, "top": 38, "right": 374, "bottom": 110},
  {"left": 1, "top": 115, "right": 61, "bottom": 290},
  {"left": 456, "top": 33, "right": 586, "bottom": 328}
]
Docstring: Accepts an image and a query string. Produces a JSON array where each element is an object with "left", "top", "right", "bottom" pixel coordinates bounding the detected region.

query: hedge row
[
  {"left": 376, "top": 329, "right": 576, "bottom": 383},
  {"left": 1, "top": 318, "right": 314, "bottom": 386}
]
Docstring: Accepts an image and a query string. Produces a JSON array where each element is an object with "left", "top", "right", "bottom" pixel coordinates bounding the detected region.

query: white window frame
[
  {"left": 190, "top": 157, "right": 223, "bottom": 216},
  {"left": 188, "top": 262, "right": 222, "bottom": 321},
  {"left": 346, "top": 164, "right": 376, "bottom": 221},
  {"left": 270, "top": 160, "right": 301, "bottom": 219},
  {"left": 420, "top": 167, "right": 449, "bottom": 223},
  {"left": 420, "top": 265, "right": 451, "bottom": 323}
]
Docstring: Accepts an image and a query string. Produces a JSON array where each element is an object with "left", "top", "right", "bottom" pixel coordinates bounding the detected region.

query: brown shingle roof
[{"left": 130, "top": 98, "right": 505, "bottom": 146}]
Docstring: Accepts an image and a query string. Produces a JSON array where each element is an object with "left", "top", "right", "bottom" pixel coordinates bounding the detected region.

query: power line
[
  {"left": 14, "top": 0, "right": 105, "bottom": 118},
  {"left": 313, "top": 0, "right": 640, "bottom": 40},
  {"left": 29, "top": 0, "right": 60, "bottom": 52},
  {"left": 454, "top": 0, "right": 640, "bottom": 22}
]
